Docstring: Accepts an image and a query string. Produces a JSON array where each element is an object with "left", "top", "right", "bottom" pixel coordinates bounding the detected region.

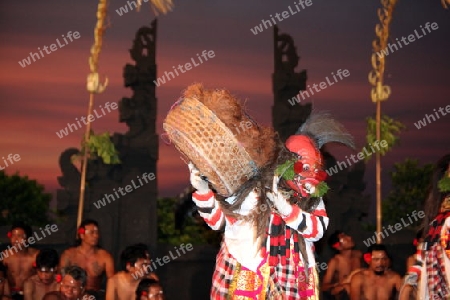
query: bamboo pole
[
  {"left": 76, "top": 0, "right": 109, "bottom": 229},
  {"left": 369, "top": 0, "right": 398, "bottom": 243},
  {"left": 376, "top": 97, "right": 382, "bottom": 243}
]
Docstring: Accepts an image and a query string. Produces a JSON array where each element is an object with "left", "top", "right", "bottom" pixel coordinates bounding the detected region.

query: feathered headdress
[{"left": 296, "top": 112, "right": 355, "bottom": 150}]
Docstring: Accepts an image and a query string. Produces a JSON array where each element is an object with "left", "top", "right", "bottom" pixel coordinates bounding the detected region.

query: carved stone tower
[{"left": 272, "top": 25, "right": 311, "bottom": 142}]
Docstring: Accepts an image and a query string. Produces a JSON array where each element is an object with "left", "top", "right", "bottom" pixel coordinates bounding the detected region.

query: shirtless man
[
  {"left": 59, "top": 219, "right": 114, "bottom": 291},
  {"left": 106, "top": 244, "right": 158, "bottom": 300},
  {"left": 350, "top": 244, "right": 402, "bottom": 300},
  {"left": 0, "top": 222, "right": 39, "bottom": 299},
  {"left": 322, "top": 231, "right": 362, "bottom": 299},
  {"left": 23, "top": 248, "right": 59, "bottom": 300}
]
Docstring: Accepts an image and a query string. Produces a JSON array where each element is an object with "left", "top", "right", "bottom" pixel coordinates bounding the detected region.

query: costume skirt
[{"left": 210, "top": 242, "right": 319, "bottom": 300}]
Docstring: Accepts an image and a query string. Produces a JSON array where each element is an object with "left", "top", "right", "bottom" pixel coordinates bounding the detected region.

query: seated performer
[
  {"left": 23, "top": 248, "right": 60, "bottom": 300},
  {"left": 59, "top": 219, "right": 114, "bottom": 292},
  {"left": 350, "top": 244, "right": 402, "bottom": 300},
  {"left": 169, "top": 84, "right": 354, "bottom": 299},
  {"left": 402, "top": 153, "right": 450, "bottom": 299},
  {"left": 322, "top": 231, "right": 362, "bottom": 299},
  {"left": 105, "top": 244, "right": 156, "bottom": 300},
  {"left": 135, "top": 278, "right": 164, "bottom": 300},
  {"left": 1, "top": 222, "right": 39, "bottom": 300}
]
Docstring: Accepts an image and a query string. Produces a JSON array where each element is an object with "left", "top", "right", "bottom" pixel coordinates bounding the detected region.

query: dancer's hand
[
  {"left": 188, "top": 162, "right": 210, "bottom": 194},
  {"left": 266, "top": 175, "right": 293, "bottom": 217}
]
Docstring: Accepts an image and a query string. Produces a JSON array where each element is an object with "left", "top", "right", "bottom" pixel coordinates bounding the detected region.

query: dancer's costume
[
  {"left": 163, "top": 84, "right": 354, "bottom": 299},
  {"left": 404, "top": 161, "right": 450, "bottom": 300},
  {"left": 192, "top": 186, "right": 326, "bottom": 299},
  {"left": 407, "top": 195, "right": 450, "bottom": 299}
]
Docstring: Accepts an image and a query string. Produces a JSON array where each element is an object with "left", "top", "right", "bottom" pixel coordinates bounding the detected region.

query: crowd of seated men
[{"left": 0, "top": 220, "right": 163, "bottom": 300}]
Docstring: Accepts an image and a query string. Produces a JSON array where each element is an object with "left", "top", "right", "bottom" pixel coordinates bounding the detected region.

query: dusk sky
[{"left": 1, "top": 0, "right": 449, "bottom": 208}]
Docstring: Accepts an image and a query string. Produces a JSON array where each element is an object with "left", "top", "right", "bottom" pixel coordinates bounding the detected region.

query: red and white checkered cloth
[{"left": 210, "top": 241, "right": 319, "bottom": 299}]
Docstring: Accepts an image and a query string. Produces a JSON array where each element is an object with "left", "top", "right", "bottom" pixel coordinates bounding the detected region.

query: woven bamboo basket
[{"left": 163, "top": 97, "right": 258, "bottom": 197}]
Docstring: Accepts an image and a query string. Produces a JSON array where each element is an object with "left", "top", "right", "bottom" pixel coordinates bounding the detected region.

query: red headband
[
  {"left": 363, "top": 253, "right": 372, "bottom": 265},
  {"left": 141, "top": 291, "right": 148, "bottom": 297}
]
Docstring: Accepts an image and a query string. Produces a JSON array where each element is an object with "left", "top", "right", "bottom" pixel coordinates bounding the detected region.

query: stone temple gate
[{"left": 56, "top": 20, "right": 159, "bottom": 260}]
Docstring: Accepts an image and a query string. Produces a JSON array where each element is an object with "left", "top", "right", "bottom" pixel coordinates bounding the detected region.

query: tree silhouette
[{"left": 0, "top": 171, "right": 52, "bottom": 226}]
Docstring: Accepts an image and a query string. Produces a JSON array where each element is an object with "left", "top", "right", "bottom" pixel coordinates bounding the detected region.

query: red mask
[{"left": 285, "top": 135, "right": 326, "bottom": 196}]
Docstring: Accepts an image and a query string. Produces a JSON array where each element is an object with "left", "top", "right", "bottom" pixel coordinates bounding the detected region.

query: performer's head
[
  {"left": 8, "top": 221, "right": 32, "bottom": 246},
  {"left": 422, "top": 153, "right": 450, "bottom": 236},
  {"left": 365, "top": 244, "right": 390, "bottom": 276},
  {"left": 278, "top": 112, "right": 354, "bottom": 199},
  {"left": 328, "top": 230, "right": 354, "bottom": 252},
  {"left": 121, "top": 244, "right": 150, "bottom": 279},
  {"left": 284, "top": 134, "right": 327, "bottom": 197},
  {"left": 60, "top": 266, "right": 87, "bottom": 300},
  {"left": 35, "top": 248, "right": 59, "bottom": 284},
  {"left": 76, "top": 219, "right": 99, "bottom": 247},
  {"left": 136, "top": 278, "right": 164, "bottom": 300}
]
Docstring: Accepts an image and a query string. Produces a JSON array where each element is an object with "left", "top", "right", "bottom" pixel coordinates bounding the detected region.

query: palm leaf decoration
[{"left": 364, "top": 114, "right": 405, "bottom": 161}]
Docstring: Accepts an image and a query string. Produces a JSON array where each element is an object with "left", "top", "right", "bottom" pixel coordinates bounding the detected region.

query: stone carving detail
[{"left": 272, "top": 25, "right": 310, "bottom": 142}]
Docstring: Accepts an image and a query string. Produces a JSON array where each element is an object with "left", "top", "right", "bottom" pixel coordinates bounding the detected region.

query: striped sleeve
[
  {"left": 407, "top": 244, "right": 424, "bottom": 279},
  {"left": 192, "top": 191, "right": 225, "bottom": 231},
  {"left": 281, "top": 198, "right": 329, "bottom": 242}
]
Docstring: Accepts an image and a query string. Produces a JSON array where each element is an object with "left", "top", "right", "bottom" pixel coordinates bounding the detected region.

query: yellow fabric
[{"left": 228, "top": 260, "right": 270, "bottom": 300}]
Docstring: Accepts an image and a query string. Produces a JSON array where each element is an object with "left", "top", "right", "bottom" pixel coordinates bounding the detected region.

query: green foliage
[
  {"left": 382, "top": 159, "right": 433, "bottom": 228},
  {"left": 311, "top": 182, "right": 330, "bottom": 198},
  {"left": 364, "top": 115, "right": 405, "bottom": 161},
  {"left": 0, "top": 171, "right": 52, "bottom": 226},
  {"left": 438, "top": 175, "right": 450, "bottom": 193},
  {"left": 157, "top": 197, "right": 222, "bottom": 246},
  {"left": 275, "top": 159, "right": 296, "bottom": 181},
  {"left": 75, "top": 131, "right": 121, "bottom": 165}
]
